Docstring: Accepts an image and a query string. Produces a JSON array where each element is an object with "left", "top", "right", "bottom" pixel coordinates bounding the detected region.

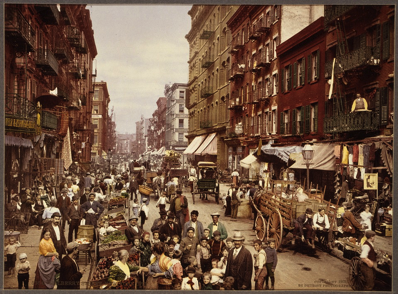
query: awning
[
  {"left": 240, "top": 154, "right": 259, "bottom": 169},
  {"left": 194, "top": 133, "right": 217, "bottom": 155},
  {"left": 174, "top": 147, "right": 187, "bottom": 151},
  {"left": 36, "top": 92, "right": 65, "bottom": 109},
  {"left": 183, "top": 134, "right": 207, "bottom": 155},
  {"left": 289, "top": 143, "right": 335, "bottom": 171},
  {"left": 259, "top": 143, "right": 303, "bottom": 163},
  {"left": 5, "top": 135, "right": 33, "bottom": 148}
]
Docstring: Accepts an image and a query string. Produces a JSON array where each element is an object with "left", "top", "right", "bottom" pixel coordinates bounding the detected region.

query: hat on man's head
[
  {"left": 186, "top": 266, "right": 195, "bottom": 274},
  {"left": 305, "top": 208, "right": 313, "bottom": 214},
  {"left": 365, "top": 230, "right": 376, "bottom": 239},
  {"left": 72, "top": 196, "right": 78, "bottom": 201},
  {"left": 159, "top": 210, "right": 167, "bottom": 215},
  {"left": 86, "top": 172, "right": 91, "bottom": 175},
  {"left": 232, "top": 231, "right": 245, "bottom": 241},
  {"left": 213, "top": 230, "right": 221, "bottom": 236},
  {"left": 88, "top": 192, "right": 96, "bottom": 197},
  {"left": 66, "top": 241, "right": 79, "bottom": 251},
  {"left": 167, "top": 212, "right": 175, "bottom": 219},
  {"left": 84, "top": 187, "right": 90, "bottom": 191},
  {"left": 176, "top": 189, "right": 182, "bottom": 194},
  {"left": 191, "top": 210, "right": 199, "bottom": 216},
  {"left": 61, "top": 187, "right": 68, "bottom": 193},
  {"left": 129, "top": 215, "right": 139, "bottom": 221},
  {"left": 52, "top": 212, "right": 61, "bottom": 218},
  {"left": 210, "top": 212, "right": 220, "bottom": 217}
]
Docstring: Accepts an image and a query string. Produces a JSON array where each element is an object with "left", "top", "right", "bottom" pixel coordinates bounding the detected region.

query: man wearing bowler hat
[
  {"left": 169, "top": 189, "right": 188, "bottom": 228},
  {"left": 125, "top": 215, "right": 143, "bottom": 244},
  {"left": 66, "top": 196, "right": 82, "bottom": 242},
  {"left": 225, "top": 231, "right": 252, "bottom": 290},
  {"left": 207, "top": 212, "right": 228, "bottom": 240},
  {"left": 159, "top": 212, "right": 181, "bottom": 242},
  {"left": 80, "top": 193, "right": 104, "bottom": 229},
  {"left": 57, "top": 187, "right": 71, "bottom": 231},
  {"left": 151, "top": 210, "right": 168, "bottom": 233}
]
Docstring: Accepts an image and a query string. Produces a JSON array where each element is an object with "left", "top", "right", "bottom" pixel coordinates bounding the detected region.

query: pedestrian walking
[
  {"left": 169, "top": 189, "right": 188, "bottom": 228},
  {"left": 66, "top": 196, "right": 82, "bottom": 242},
  {"left": 139, "top": 200, "right": 149, "bottom": 229},
  {"left": 56, "top": 187, "right": 71, "bottom": 231},
  {"left": 231, "top": 186, "right": 241, "bottom": 219}
]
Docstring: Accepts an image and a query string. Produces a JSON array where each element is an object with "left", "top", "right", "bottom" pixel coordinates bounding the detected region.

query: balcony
[
  {"left": 325, "top": 46, "right": 380, "bottom": 78},
  {"left": 34, "top": 4, "right": 60, "bottom": 25},
  {"left": 201, "top": 55, "right": 214, "bottom": 68},
  {"left": 5, "top": 93, "right": 39, "bottom": 133},
  {"left": 231, "top": 35, "right": 244, "bottom": 52},
  {"left": 35, "top": 49, "right": 59, "bottom": 76},
  {"left": 54, "top": 39, "right": 73, "bottom": 62},
  {"left": 324, "top": 5, "right": 356, "bottom": 26},
  {"left": 70, "top": 65, "right": 82, "bottom": 79},
  {"left": 66, "top": 26, "right": 82, "bottom": 48},
  {"left": 249, "top": 22, "right": 262, "bottom": 41},
  {"left": 60, "top": 5, "right": 73, "bottom": 25},
  {"left": 5, "top": 7, "right": 36, "bottom": 53},
  {"left": 200, "top": 121, "right": 212, "bottom": 129},
  {"left": 228, "top": 94, "right": 243, "bottom": 110},
  {"left": 257, "top": 50, "right": 271, "bottom": 68},
  {"left": 229, "top": 63, "right": 245, "bottom": 81},
  {"left": 41, "top": 111, "right": 58, "bottom": 130},
  {"left": 76, "top": 40, "right": 88, "bottom": 54},
  {"left": 256, "top": 17, "right": 270, "bottom": 33},
  {"left": 258, "top": 87, "right": 269, "bottom": 101},
  {"left": 201, "top": 86, "right": 213, "bottom": 98},
  {"left": 200, "top": 30, "right": 214, "bottom": 39},
  {"left": 324, "top": 111, "right": 380, "bottom": 133}
]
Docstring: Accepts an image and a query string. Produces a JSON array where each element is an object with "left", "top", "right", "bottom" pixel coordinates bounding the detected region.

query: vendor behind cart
[{"left": 80, "top": 193, "right": 104, "bottom": 229}]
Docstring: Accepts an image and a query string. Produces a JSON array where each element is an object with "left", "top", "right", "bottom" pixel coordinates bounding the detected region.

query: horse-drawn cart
[
  {"left": 253, "top": 180, "right": 338, "bottom": 250},
  {"left": 191, "top": 162, "right": 219, "bottom": 204}
]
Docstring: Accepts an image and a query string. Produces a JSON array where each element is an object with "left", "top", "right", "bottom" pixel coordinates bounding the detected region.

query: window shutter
[
  {"left": 293, "top": 62, "right": 297, "bottom": 89},
  {"left": 280, "top": 112, "right": 285, "bottom": 134},
  {"left": 382, "top": 21, "right": 390, "bottom": 61},
  {"left": 275, "top": 73, "right": 279, "bottom": 93},
  {"left": 269, "top": 37, "right": 273, "bottom": 60},
  {"left": 277, "top": 5, "right": 281, "bottom": 19},
  {"left": 270, "top": 7, "right": 274, "bottom": 24},
  {"left": 287, "top": 65, "right": 292, "bottom": 91},
  {"left": 316, "top": 50, "right": 320, "bottom": 80},
  {"left": 380, "top": 87, "right": 389, "bottom": 125},
  {"left": 300, "top": 107, "right": 304, "bottom": 134},
  {"left": 292, "top": 109, "right": 297, "bottom": 135},
  {"left": 281, "top": 68, "right": 285, "bottom": 93},
  {"left": 307, "top": 54, "right": 311, "bottom": 83},
  {"left": 373, "top": 24, "right": 381, "bottom": 59},
  {"left": 314, "top": 103, "right": 318, "bottom": 133},
  {"left": 304, "top": 105, "right": 310, "bottom": 134}
]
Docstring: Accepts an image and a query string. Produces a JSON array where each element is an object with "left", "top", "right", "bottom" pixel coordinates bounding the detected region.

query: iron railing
[
  {"left": 201, "top": 55, "right": 214, "bottom": 68},
  {"left": 200, "top": 30, "right": 214, "bottom": 39},
  {"left": 5, "top": 7, "right": 36, "bottom": 52},
  {"left": 41, "top": 111, "right": 58, "bottom": 129},
  {"left": 66, "top": 26, "right": 81, "bottom": 48},
  {"left": 34, "top": 4, "right": 60, "bottom": 25},
  {"left": 200, "top": 121, "right": 212, "bottom": 129},
  {"left": 200, "top": 86, "right": 213, "bottom": 98},
  {"left": 35, "top": 49, "right": 59, "bottom": 76},
  {"left": 5, "top": 93, "right": 37, "bottom": 119},
  {"left": 324, "top": 5, "right": 355, "bottom": 27},
  {"left": 324, "top": 111, "right": 380, "bottom": 133}
]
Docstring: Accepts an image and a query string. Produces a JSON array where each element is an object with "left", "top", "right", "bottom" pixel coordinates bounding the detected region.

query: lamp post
[{"left": 302, "top": 143, "right": 314, "bottom": 192}]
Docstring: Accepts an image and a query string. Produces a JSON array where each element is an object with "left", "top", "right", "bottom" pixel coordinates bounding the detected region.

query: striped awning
[{"left": 5, "top": 135, "right": 33, "bottom": 148}]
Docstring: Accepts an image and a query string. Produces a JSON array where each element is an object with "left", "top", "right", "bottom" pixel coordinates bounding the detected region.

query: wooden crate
[{"left": 98, "top": 244, "right": 132, "bottom": 258}]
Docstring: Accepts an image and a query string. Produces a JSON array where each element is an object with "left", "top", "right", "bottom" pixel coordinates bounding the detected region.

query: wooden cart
[
  {"left": 191, "top": 162, "right": 219, "bottom": 203},
  {"left": 253, "top": 180, "right": 339, "bottom": 250}
]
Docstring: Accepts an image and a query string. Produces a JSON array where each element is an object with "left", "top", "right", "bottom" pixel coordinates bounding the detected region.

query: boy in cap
[
  {"left": 58, "top": 241, "right": 87, "bottom": 289},
  {"left": 16, "top": 253, "right": 30, "bottom": 289},
  {"left": 292, "top": 208, "right": 315, "bottom": 248},
  {"left": 208, "top": 230, "right": 226, "bottom": 261},
  {"left": 181, "top": 266, "right": 200, "bottom": 290}
]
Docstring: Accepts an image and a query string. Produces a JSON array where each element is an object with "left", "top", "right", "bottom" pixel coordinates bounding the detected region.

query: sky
[{"left": 88, "top": 4, "right": 191, "bottom": 134}]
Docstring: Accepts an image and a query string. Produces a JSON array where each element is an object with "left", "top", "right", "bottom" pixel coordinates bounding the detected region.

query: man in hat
[
  {"left": 151, "top": 210, "right": 168, "bottom": 233},
  {"left": 183, "top": 210, "right": 204, "bottom": 240},
  {"left": 58, "top": 241, "right": 87, "bottom": 289},
  {"left": 180, "top": 227, "right": 199, "bottom": 268},
  {"left": 342, "top": 202, "right": 363, "bottom": 240},
  {"left": 292, "top": 208, "right": 315, "bottom": 248},
  {"left": 42, "top": 212, "right": 67, "bottom": 260},
  {"left": 169, "top": 189, "right": 189, "bottom": 228},
  {"left": 57, "top": 188, "right": 71, "bottom": 231},
  {"left": 225, "top": 231, "right": 252, "bottom": 290},
  {"left": 207, "top": 212, "right": 228, "bottom": 240},
  {"left": 80, "top": 193, "right": 104, "bottom": 229},
  {"left": 84, "top": 172, "right": 92, "bottom": 189},
  {"left": 231, "top": 186, "right": 241, "bottom": 219},
  {"left": 66, "top": 196, "right": 82, "bottom": 243},
  {"left": 80, "top": 187, "right": 90, "bottom": 205},
  {"left": 360, "top": 230, "right": 377, "bottom": 290},
  {"left": 159, "top": 212, "right": 181, "bottom": 242},
  {"left": 125, "top": 216, "right": 143, "bottom": 243}
]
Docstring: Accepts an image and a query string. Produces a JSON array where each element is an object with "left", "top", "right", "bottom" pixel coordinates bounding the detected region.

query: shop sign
[
  {"left": 235, "top": 123, "right": 243, "bottom": 135},
  {"left": 5, "top": 117, "right": 40, "bottom": 134}
]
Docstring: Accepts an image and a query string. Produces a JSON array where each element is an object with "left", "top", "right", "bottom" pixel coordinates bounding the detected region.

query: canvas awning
[
  {"left": 198, "top": 134, "right": 217, "bottom": 155},
  {"left": 5, "top": 135, "right": 33, "bottom": 148},
  {"left": 194, "top": 133, "right": 217, "bottom": 155},
  {"left": 289, "top": 143, "right": 335, "bottom": 171},
  {"left": 258, "top": 143, "right": 303, "bottom": 163},
  {"left": 240, "top": 154, "right": 259, "bottom": 169},
  {"left": 183, "top": 134, "right": 207, "bottom": 155}
]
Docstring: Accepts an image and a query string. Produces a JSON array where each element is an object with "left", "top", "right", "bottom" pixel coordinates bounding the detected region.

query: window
[
  {"left": 94, "top": 90, "right": 99, "bottom": 100},
  {"left": 179, "top": 90, "right": 185, "bottom": 98},
  {"left": 92, "top": 119, "right": 99, "bottom": 129},
  {"left": 292, "top": 107, "right": 303, "bottom": 135},
  {"left": 298, "top": 57, "right": 305, "bottom": 86},
  {"left": 310, "top": 103, "right": 318, "bottom": 132},
  {"left": 380, "top": 87, "right": 389, "bottom": 125},
  {"left": 179, "top": 119, "right": 184, "bottom": 128},
  {"left": 178, "top": 133, "right": 184, "bottom": 142},
  {"left": 273, "top": 36, "right": 278, "bottom": 59},
  {"left": 274, "top": 5, "right": 279, "bottom": 20},
  {"left": 271, "top": 109, "right": 276, "bottom": 134},
  {"left": 266, "top": 11, "right": 271, "bottom": 27},
  {"left": 257, "top": 114, "right": 261, "bottom": 134},
  {"left": 93, "top": 134, "right": 98, "bottom": 144},
  {"left": 282, "top": 65, "right": 292, "bottom": 92},
  {"left": 93, "top": 105, "right": 99, "bottom": 114},
  {"left": 382, "top": 21, "right": 390, "bottom": 61},
  {"left": 280, "top": 110, "right": 290, "bottom": 134},
  {"left": 265, "top": 77, "right": 270, "bottom": 97},
  {"left": 272, "top": 72, "right": 278, "bottom": 95},
  {"left": 308, "top": 50, "right": 320, "bottom": 82},
  {"left": 263, "top": 111, "right": 269, "bottom": 134},
  {"left": 179, "top": 104, "right": 184, "bottom": 113},
  {"left": 265, "top": 43, "right": 270, "bottom": 62}
]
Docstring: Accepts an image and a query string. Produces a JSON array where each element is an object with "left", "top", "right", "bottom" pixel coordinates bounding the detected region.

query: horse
[{"left": 152, "top": 175, "right": 165, "bottom": 200}]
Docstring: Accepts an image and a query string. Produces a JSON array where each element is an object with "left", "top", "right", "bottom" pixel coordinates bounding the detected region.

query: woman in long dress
[
  {"left": 145, "top": 242, "right": 174, "bottom": 289},
  {"left": 33, "top": 228, "right": 61, "bottom": 289}
]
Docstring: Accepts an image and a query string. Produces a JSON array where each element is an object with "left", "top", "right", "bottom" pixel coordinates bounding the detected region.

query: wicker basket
[{"left": 139, "top": 185, "right": 153, "bottom": 196}]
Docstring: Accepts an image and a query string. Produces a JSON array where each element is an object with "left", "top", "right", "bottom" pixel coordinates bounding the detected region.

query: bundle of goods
[
  {"left": 138, "top": 185, "right": 153, "bottom": 196},
  {"left": 109, "top": 197, "right": 126, "bottom": 206},
  {"left": 99, "top": 231, "right": 129, "bottom": 251},
  {"left": 164, "top": 150, "right": 181, "bottom": 162},
  {"left": 115, "top": 277, "right": 137, "bottom": 289},
  {"left": 75, "top": 238, "right": 91, "bottom": 250}
]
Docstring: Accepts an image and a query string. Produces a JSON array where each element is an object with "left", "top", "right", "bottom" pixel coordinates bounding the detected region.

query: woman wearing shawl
[
  {"left": 108, "top": 249, "right": 148, "bottom": 288},
  {"left": 145, "top": 242, "right": 174, "bottom": 289},
  {"left": 33, "top": 228, "right": 61, "bottom": 289}
]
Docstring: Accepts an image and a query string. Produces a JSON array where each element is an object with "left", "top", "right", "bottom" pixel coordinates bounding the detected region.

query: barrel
[
  {"left": 77, "top": 225, "right": 94, "bottom": 241},
  {"left": 4, "top": 231, "right": 20, "bottom": 244}
]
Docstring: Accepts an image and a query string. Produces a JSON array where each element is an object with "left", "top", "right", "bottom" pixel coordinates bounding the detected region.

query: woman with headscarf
[
  {"left": 145, "top": 242, "right": 174, "bottom": 290},
  {"left": 33, "top": 228, "right": 61, "bottom": 289}
]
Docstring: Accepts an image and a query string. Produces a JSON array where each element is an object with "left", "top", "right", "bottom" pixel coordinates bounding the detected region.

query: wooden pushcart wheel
[
  {"left": 348, "top": 256, "right": 366, "bottom": 291},
  {"left": 255, "top": 215, "right": 267, "bottom": 241},
  {"left": 267, "top": 209, "right": 283, "bottom": 249}
]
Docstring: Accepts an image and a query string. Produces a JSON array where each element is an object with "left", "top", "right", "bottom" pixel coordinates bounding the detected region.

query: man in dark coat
[
  {"left": 225, "top": 231, "right": 253, "bottom": 290},
  {"left": 80, "top": 187, "right": 90, "bottom": 205},
  {"left": 66, "top": 196, "right": 82, "bottom": 242},
  {"left": 159, "top": 213, "right": 181, "bottom": 242},
  {"left": 80, "top": 193, "right": 104, "bottom": 228},
  {"left": 151, "top": 210, "right": 168, "bottom": 233},
  {"left": 292, "top": 208, "right": 315, "bottom": 248},
  {"left": 58, "top": 241, "right": 87, "bottom": 289},
  {"left": 169, "top": 189, "right": 188, "bottom": 228},
  {"left": 125, "top": 216, "right": 143, "bottom": 244},
  {"left": 56, "top": 188, "right": 71, "bottom": 231},
  {"left": 42, "top": 212, "right": 67, "bottom": 260}
]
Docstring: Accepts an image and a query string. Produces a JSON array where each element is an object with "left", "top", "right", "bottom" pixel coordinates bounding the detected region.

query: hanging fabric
[
  {"left": 341, "top": 146, "right": 349, "bottom": 165},
  {"left": 358, "top": 144, "right": 364, "bottom": 166},
  {"left": 352, "top": 144, "right": 359, "bottom": 163}
]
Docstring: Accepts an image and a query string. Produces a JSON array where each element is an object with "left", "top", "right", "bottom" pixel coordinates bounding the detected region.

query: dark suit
[
  {"left": 58, "top": 255, "right": 82, "bottom": 289},
  {"left": 151, "top": 217, "right": 167, "bottom": 233},
  {"left": 183, "top": 220, "right": 204, "bottom": 240},
  {"left": 66, "top": 204, "right": 82, "bottom": 242},
  {"left": 42, "top": 223, "right": 67, "bottom": 257},
  {"left": 56, "top": 196, "right": 71, "bottom": 231},
  {"left": 225, "top": 245, "right": 253, "bottom": 290},
  {"left": 80, "top": 193, "right": 89, "bottom": 205},
  {"left": 80, "top": 200, "right": 104, "bottom": 228},
  {"left": 159, "top": 222, "right": 181, "bottom": 242},
  {"left": 125, "top": 225, "right": 144, "bottom": 244},
  {"left": 293, "top": 214, "right": 314, "bottom": 240}
]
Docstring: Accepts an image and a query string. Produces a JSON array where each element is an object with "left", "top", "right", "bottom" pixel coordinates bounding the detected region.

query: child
[
  {"left": 196, "top": 237, "right": 212, "bottom": 273},
  {"left": 181, "top": 266, "right": 200, "bottom": 290},
  {"left": 217, "top": 247, "right": 229, "bottom": 270},
  {"left": 156, "top": 192, "right": 168, "bottom": 212},
  {"left": 172, "top": 278, "right": 182, "bottom": 290},
  {"left": 264, "top": 238, "right": 278, "bottom": 290},
  {"left": 5, "top": 237, "right": 21, "bottom": 275},
  {"left": 129, "top": 236, "right": 142, "bottom": 256},
  {"left": 171, "top": 249, "right": 183, "bottom": 280},
  {"left": 151, "top": 230, "right": 161, "bottom": 246},
  {"left": 185, "top": 256, "right": 201, "bottom": 279},
  {"left": 131, "top": 199, "right": 139, "bottom": 217},
  {"left": 222, "top": 276, "right": 235, "bottom": 290},
  {"left": 203, "top": 228, "right": 210, "bottom": 240},
  {"left": 253, "top": 240, "right": 267, "bottom": 290},
  {"left": 225, "top": 237, "right": 234, "bottom": 251},
  {"left": 16, "top": 253, "right": 30, "bottom": 289},
  {"left": 201, "top": 272, "right": 213, "bottom": 290},
  {"left": 208, "top": 230, "right": 226, "bottom": 260},
  {"left": 210, "top": 258, "right": 224, "bottom": 289},
  {"left": 172, "top": 235, "right": 180, "bottom": 251},
  {"left": 139, "top": 200, "right": 149, "bottom": 229}
]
